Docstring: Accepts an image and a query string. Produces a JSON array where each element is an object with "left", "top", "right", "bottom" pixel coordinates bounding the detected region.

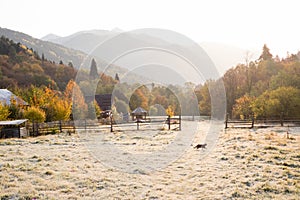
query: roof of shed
[
  {"left": 131, "top": 107, "right": 147, "bottom": 114},
  {"left": 0, "top": 119, "right": 28, "bottom": 126}
]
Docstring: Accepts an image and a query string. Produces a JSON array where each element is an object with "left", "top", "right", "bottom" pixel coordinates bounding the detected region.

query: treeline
[
  {"left": 101, "top": 44, "right": 300, "bottom": 120},
  {"left": 1, "top": 35, "right": 299, "bottom": 122},
  {"left": 221, "top": 45, "right": 300, "bottom": 119},
  {"left": 0, "top": 36, "right": 76, "bottom": 91}
]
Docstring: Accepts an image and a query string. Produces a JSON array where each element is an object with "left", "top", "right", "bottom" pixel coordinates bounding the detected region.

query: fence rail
[{"left": 225, "top": 116, "right": 300, "bottom": 129}]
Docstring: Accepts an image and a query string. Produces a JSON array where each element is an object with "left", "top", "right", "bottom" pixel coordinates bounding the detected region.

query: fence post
[
  {"left": 84, "top": 119, "right": 87, "bottom": 130},
  {"left": 110, "top": 114, "right": 113, "bottom": 132},
  {"left": 225, "top": 113, "right": 229, "bottom": 129},
  {"left": 251, "top": 113, "right": 254, "bottom": 129},
  {"left": 36, "top": 122, "right": 39, "bottom": 136},
  {"left": 168, "top": 115, "right": 171, "bottom": 130},
  {"left": 179, "top": 115, "right": 181, "bottom": 131},
  {"left": 59, "top": 120, "right": 62, "bottom": 133},
  {"left": 32, "top": 120, "right": 35, "bottom": 136},
  {"left": 280, "top": 112, "right": 284, "bottom": 126}
]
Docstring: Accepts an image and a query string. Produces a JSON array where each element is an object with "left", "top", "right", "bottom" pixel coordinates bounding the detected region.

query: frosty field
[{"left": 0, "top": 121, "right": 299, "bottom": 199}]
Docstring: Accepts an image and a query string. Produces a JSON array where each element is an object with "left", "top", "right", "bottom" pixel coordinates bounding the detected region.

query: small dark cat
[{"left": 194, "top": 143, "right": 207, "bottom": 149}]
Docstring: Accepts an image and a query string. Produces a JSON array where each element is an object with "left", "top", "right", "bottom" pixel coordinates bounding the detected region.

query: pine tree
[
  {"left": 90, "top": 58, "right": 98, "bottom": 79},
  {"left": 259, "top": 44, "right": 273, "bottom": 61},
  {"left": 115, "top": 73, "right": 120, "bottom": 82}
]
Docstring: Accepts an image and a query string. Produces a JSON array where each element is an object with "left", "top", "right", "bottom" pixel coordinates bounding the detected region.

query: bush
[{"left": 23, "top": 106, "right": 46, "bottom": 122}]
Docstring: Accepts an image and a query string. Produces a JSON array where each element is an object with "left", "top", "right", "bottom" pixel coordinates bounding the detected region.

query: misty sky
[{"left": 1, "top": 0, "right": 299, "bottom": 57}]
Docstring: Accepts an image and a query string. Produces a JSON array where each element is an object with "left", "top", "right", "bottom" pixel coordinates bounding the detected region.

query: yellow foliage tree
[
  {"left": 166, "top": 105, "right": 175, "bottom": 117},
  {"left": 0, "top": 104, "right": 10, "bottom": 120},
  {"left": 64, "top": 80, "right": 88, "bottom": 119},
  {"left": 24, "top": 106, "right": 46, "bottom": 123}
]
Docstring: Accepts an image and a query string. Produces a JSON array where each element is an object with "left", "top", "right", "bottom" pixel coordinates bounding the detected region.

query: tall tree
[
  {"left": 115, "top": 73, "right": 120, "bottom": 82},
  {"left": 259, "top": 44, "right": 273, "bottom": 61},
  {"left": 90, "top": 58, "right": 98, "bottom": 79}
]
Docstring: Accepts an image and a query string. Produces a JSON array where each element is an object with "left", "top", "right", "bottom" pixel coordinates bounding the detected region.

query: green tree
[
  {"left": 198, "top": 82, "right": 211, "bottom": 115},
  {"left": 115, "top": 73, "right": 120, "bottom": 82},
  {"left": 114, "top": 99, "right": 128, "bottom": 114},
  {"left": 90, "top": 58, "right": 98, "bottom": 79},
  {"left": 259, "top": 44, "right": 273, "bottom": 61},
  {"left": 253, "top": 86, "right": 300, "bottom": 118}
]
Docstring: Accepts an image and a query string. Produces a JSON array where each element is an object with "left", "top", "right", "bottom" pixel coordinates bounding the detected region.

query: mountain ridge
[{"left": 42, "top": 29, "right": 260, "bottom": 75}]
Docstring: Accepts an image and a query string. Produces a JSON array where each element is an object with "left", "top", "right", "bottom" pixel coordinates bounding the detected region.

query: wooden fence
[
  {"left": 27, "top": 120, "right": 106, "bottom": 136},
  {"left": 225, "top": 114, "right": 300, "bottom": 129},
  {"left": 166, "top": 115, "right": 181, "bottom": 131}
]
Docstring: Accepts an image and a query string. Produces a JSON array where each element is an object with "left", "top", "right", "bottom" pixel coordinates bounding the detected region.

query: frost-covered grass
[{"left": 0, "top": 123, "right": 299, "bottom": 199}]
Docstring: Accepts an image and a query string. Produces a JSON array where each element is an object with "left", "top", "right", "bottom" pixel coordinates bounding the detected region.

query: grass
[{"left": 0, "top": 124, "right": 299, "bottom": 199}]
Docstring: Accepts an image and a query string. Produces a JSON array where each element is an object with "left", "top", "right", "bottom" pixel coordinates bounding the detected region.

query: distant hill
[
  {"left": 0, "top": 35, "right": 76, "bottom": 90},
  {"left": 43, "top": 29, "right": 222, "bottom": 84},
  {"left": 43, "top": 29, "right": 259, "bottom": 76},
  {"left": 0, "top": 27, "right": 148, "bottom": 84},
  {"left": 41, "top": 33, "right": 61, "bottom": 41},
  {"left": 0, "top": 27, "right": 86, "bottom": 69}
]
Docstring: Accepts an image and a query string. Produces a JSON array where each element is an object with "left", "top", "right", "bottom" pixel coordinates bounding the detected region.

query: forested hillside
[
  {"left": 220, "top": 45, "right": 300, "bottom": 119},
  {"left": 0, "top": 36, "right": 76, "bottom": 91},
  {"left": 0, "top": 35, "right": 299, "bottom": 122}
]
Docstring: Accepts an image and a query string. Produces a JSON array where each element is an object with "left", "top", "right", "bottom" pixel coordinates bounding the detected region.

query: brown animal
[{"left": 194, "top": 143, "right": 207, "bottom": 149}]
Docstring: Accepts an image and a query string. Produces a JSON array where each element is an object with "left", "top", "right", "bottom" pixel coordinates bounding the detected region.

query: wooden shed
[
  {"left": 131, "top": 107, "right": 148, "bottom": 122},
  {"left": 0, "top": 119, "right": 28, "bottom": 138},
  {"left": 85, "top": 94, "right": 112, "bottom": 111}
]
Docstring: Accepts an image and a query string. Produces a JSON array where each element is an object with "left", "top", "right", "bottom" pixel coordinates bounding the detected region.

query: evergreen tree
[
  {"left": 259, "top": 44, "right": 273, "bottom": 61},
  {"left": 90, "top": 58, "right": 98, "bottom": 79},
  {"left": 115, "top": 73, "right": 120, "bottom": 82},
  {"left": 68, "top": 61, "right": 74, "bottom": 68}
]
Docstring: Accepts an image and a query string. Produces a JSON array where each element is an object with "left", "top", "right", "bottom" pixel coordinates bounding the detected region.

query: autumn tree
[
  {"left": 232, "top": 94, "right": 255, "bottom": 119},
  {"left": 0, "top": 104, "right": 10, "bottom": 120},
  {"left": 166, "top": 105, "right": 175, "bottom": 117},
  {"left": 65, "top": 80, "right": 88, "bottom": 119},
  {"left": 23, "top": 106, "right": 46, "bottom": 123},
  {"left": 129, "top": 86, "right": 150, "bottom": 111}
]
